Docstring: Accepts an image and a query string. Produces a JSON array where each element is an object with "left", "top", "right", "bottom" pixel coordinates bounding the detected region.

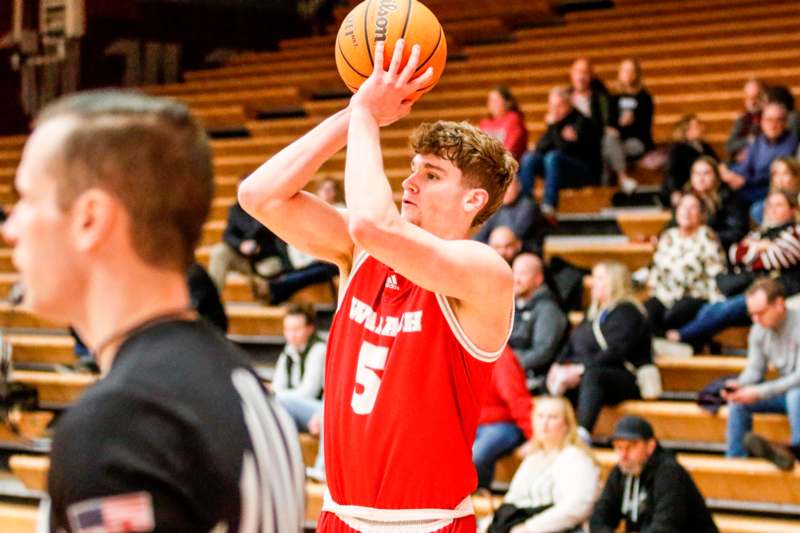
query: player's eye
[{"left": 427, "top": 173, "right": 438, "bottom": 181}]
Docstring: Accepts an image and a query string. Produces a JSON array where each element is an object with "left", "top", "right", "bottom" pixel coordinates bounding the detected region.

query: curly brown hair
[{"left": 409, "top": 121, "right": 517, "bottom": 226}]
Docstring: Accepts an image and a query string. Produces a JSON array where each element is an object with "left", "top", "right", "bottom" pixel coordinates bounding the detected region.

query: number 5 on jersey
[{"left": 351, "top": 341, "right": 388, "bottom": 415}]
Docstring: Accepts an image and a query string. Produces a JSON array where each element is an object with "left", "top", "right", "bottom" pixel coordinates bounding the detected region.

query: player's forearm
[
  {"left": 238, "top": 108, "right": 350, "bottom": 213},
  {"left": 345, "top": 106, "right": 399, "bottom": 228}
]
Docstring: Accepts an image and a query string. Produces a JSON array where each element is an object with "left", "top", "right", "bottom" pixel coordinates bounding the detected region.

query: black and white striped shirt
[{"left": 46, "top": 319, "right": 304, "bottom": 532}]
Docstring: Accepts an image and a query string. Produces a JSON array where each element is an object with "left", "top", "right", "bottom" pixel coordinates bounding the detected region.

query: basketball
[{"left": 335, "top": 0, "right": 447, "bottom": 100}]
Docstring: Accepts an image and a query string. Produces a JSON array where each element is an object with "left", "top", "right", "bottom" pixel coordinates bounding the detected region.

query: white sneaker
[{"left": 653, "top": 337, "right": 694, "bottom": 359}]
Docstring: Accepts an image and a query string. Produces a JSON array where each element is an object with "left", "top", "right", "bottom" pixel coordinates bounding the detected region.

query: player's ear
[{"left": 463, "top": 188, "right": 489, "bottom": 218}]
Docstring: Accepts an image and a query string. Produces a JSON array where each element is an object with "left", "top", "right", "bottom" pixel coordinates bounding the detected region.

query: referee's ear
[{"left": 70, "top": 188, "right": 125, "bottom": 257}]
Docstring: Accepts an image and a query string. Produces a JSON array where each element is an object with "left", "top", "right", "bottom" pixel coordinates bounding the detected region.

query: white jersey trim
[
  {"left": 434, "top": 293, "right": 514, "bottom": 363},
  {"left": 322, "top": 488, "right": 473, "bottom": 532},
  {"left": 338, "top": 251, "right": 371, "bottom": 307}
]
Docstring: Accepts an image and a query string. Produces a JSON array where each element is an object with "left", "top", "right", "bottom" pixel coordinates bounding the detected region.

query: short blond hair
[
  {"left": 409, "top": 121, "right": 517, "bottom": 226},
  {"left": 589, "top": 261, "right": 644, "bottom": 318}
]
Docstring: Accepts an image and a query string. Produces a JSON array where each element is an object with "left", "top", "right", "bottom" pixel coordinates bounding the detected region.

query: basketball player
[
  {"left": 3, "top": 91, "right": 305, "bottom": 532},
  {"left": 239, "top": 40, "right": 516, "bottom": 531}
]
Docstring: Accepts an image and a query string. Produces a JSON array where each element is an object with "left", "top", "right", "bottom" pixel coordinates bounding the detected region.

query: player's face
[
  {"left": 2, "top": 120, "right": 85, "bottom": 320},
  {"left": 401, "top": 153, "right": 474, "bottom": 232},
  {"left": 613, "top": 439, "right": 654, "bottom": 475}
]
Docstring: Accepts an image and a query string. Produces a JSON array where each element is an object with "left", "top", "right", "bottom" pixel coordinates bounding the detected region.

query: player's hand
[{"left": 349, "top": 39, "right": 434, "bottom": 127}]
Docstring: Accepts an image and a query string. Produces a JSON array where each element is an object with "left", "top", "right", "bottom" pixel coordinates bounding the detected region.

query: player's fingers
[
  {"left": 396, "top": 44, "right": 421, "bottom": 87},
  {"left": 387, "top": 39, "right": 404, "bottom": 76},
  {"left": 410, "top": 67, "right": 434, "bottom": 90},
  {"left": 373, "top": 40, "right": 386, "bottom": 75}
]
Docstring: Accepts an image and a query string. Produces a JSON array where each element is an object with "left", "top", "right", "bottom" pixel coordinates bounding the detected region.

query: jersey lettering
[
  {"left": 350, "top": 341, "right": 389, "bottom": 415},
  {"left": 348, "top": 297, "right": 423, "bottom": 337}
]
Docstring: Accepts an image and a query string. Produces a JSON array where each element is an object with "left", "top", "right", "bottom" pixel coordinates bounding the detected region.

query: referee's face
[{"left": 3, "top": 120, "right": 84, "bottom": 319}]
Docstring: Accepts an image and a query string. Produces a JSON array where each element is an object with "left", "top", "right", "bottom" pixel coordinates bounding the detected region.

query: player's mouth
[{"left": 402, "top": 198, "right": 417, "bottom": 207}]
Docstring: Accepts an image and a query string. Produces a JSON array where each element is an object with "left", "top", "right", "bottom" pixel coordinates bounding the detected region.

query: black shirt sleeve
[
  {"left": 590, "top": 467, "right": 625, "bottom": 533},
  {"left": 48, "top": 388, "right": 214, "bottom": 532}
]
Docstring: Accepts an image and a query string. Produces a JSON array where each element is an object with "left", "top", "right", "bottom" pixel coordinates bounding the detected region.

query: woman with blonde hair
[
  {"left": 750, "top": 156, "right": 800, "bottom": 224},
  {"left": 481, "top": 396, "right": 600, "bottom": 533},
  {"left": 548, "top": 261, "right": 653, "bottom": 441}
]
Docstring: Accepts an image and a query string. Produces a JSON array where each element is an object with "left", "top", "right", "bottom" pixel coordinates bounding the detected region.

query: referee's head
[{"left": 3, "top": 90, "right": 213, "bottom": 319}]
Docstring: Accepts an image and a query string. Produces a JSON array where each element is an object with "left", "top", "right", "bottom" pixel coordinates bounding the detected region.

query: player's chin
[{"left": 400, "top": 205, "right": 421, "bottom": 225}]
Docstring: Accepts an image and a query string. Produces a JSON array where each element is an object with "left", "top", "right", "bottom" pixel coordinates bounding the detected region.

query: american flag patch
[{"left": 67, "top": 491, "right": 155, "bottom": 533}]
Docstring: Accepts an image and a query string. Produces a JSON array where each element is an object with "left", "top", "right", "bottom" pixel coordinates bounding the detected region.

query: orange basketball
[{"left": 335, "top": 0, "right": 447, "bottom": 101}]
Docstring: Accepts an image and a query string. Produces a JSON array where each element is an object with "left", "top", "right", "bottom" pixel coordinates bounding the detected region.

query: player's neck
[{"left": 77, "top": 265, "right": 191, "bottom": 374}]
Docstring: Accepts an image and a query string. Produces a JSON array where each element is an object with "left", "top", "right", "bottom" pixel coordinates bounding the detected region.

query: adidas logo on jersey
[{"left": 385, "top": 274, "right": 400, "bottom": 290}]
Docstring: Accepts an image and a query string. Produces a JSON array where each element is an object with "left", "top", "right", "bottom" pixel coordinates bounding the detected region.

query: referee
[{"left": 3, "top": 91, "right": 305, "bottom": 532}]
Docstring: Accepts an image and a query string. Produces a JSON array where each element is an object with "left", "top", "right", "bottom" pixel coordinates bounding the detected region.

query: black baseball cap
[{"left": 610, "top": 416, "right": 655, "bottom": 441}]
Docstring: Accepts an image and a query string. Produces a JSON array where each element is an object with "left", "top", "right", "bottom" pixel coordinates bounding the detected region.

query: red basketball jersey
[{"left": 323, "top": 253, "right": 506, "bottom": 511}]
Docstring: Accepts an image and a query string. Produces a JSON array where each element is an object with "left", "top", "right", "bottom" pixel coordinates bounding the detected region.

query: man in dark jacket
[
  {"left": 509, "top": 253, "right": 567, "bottom": 391},
  {"left": 208, "top": 200, "right": 286, "bottom": 295},
  {"left": 591, "top": 416, "right": 718, "bottom": 533},
  {"left": 517, "top": 86, "right": 602, "bottom": 218}
]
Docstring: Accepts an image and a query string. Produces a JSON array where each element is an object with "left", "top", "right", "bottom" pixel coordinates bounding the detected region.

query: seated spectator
[
  {"left": 644, "top": 192, "right": 726, "bottom": 336},
  {"left": 272, "top": 304, "right": 326, "bottom": 476},
  {"left": 568, "top": 57, "right": 611, "bottom": 134},
  {"left": 726, "top": 78, "right": 765, "bottom": 163},
  {"left": 666, "top": 189, "right": 800, "bottom": 348},
  {"left": 474, "top": 177, "right": 543, "bottom": 255},
  {"left": 720, "top": 101, "right": 799, "bottom": 205},
  {"left": 765, "top": 85, "right": 800, "bottom": 141},
  {"left": 208, "top": 197, "right": 285, "bottom": 296},
  {"left": 661, "top": 114, "right": 718, "bottom": 206},
  {"left": 683, "top": 156, "right": 749, "bottom": 250},
  {"left": 548, "top": 261, "right": 652, "bottom": 440},
  {"left": 517, "top": 87, "right": 601, "bottom": 219},
  {"left": 315, "top": 176, "right": 344, "bottom": 207},
  {"left": 510, "top": 253, "right": 568, "bottom": 388},
  {"left": 480, "top": 396, "right": 599, "bottom": 533},
  {"left": 749, "top": 156, "right": 800, "bottom": 224},
  {"left": 722, "top": 278, "right": 800, "bottom": 463},
  {"left": 187, "top": 262, "right": 228, "bottom": 333},
  {"left": 473, "top": 346, "right": 533, "bottom": 489},
  {"left": 479, "top": 85, "right": 529, "bottom": 162},
  {"left": 604, "top": 58, "right": 654, "bottom": 192},
  {"left": 590, "top": 416, "right": 718, "bottom": 533},
  {"left": 489, "top": 226, "right": 523, "bottom": 265}
]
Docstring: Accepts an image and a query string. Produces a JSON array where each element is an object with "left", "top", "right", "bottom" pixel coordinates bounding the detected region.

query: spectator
[
  {"left": 489, "top": 226, "right": 523, "bottom": 265},
  {"left": 720, "top": 102, "right": 799, "bottom": 205},
  {"left": 644, "top": 192, "right": 726, "bottom": 336},
  {"left": 315, "top": 176, "right": 344, "bottom": 207},
  {"left": 208, "top": 197, "right": 286, "bottom": 296},
  {"left": 479, "top": 85, "right": 529, "bottom": 162},
  {"left": 568, "top": 57, "right": 611, "bottom": 133},
  {"left": 480, "top": 396, "right": 599, "bottom": 533},
  {"left": 764, "top": 85, "right": 800, "bottom": 141},
  {"left": 509, "top": 253, "right": 568, "bottom": 389},
  {"left": 723, "top": 278, "right": 800, "bottom": 463},
  {"left": 187, "top": 262, "right": 228, "bottom": 333},
  {"left": 605, "top": 58, "right": 654, "bottom": 192},
  {"left": 272, "top": 304, "right": 326, "bottom": 477},
  {"left": 517, "top": 87, "right": 602, "bottom": 219},
  {"left": 683, "top": 156, "right": 749, "bottom": 251},
  {"left": 548, "top": 261, "right": 652, "bottom": 440},
  {"left": 251, "top": 181, "right": 341, "bottom": 305},
  {"left": 726, "top": 78, "right": 765, "bottom": 163},
  {"left": 473, "top": 346, "right": 533, "bottom": 490},
  {"left": 750, "top": 156, "right": 800, "bottom": 225},
  {"left": 590, "top": 416, "right": 718, "bottom": 533},
  {"left": 666, "top": 189, "right": 800, "bottom": 348},
  {"left": 474, "top": 177, "right": 543, "bottom": 255},
  {"left": 661, "top": 114, "right": 718, "bottom": 206}
]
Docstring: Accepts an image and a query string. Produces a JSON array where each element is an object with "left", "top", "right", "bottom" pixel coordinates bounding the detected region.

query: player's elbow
[
  {"left": 237, "top": 176, "right": 282, "bottom": 216},
  {"left": 348, "top": 213, "right": 396, "bottom": 249}
]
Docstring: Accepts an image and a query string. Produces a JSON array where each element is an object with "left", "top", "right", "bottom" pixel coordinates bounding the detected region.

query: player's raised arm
[
  {"left": 345, "top": 41, "right": 515, "bottom": 351},
  {"left": 237, "top": 109, "right": 355, "bottom": 269}
]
